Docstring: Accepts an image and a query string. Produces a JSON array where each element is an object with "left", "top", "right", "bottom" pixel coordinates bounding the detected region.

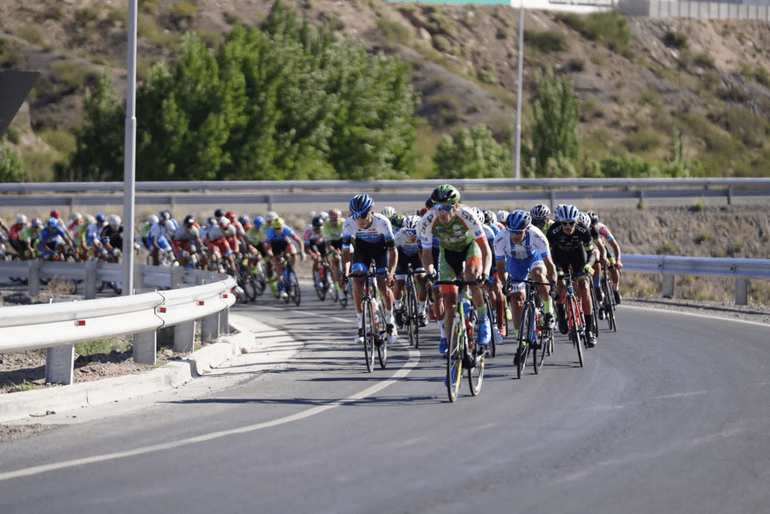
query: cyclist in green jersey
[
  {"left": 418, "top": 184, "right": 493, "bottom": 355},
  {"left": 323, "top": 208, "right": 347, "bottom": 301}
]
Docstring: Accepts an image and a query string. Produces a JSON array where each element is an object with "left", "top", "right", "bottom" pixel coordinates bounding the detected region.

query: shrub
[
  {"left": 0, "top": 144, "right": 24, "bottom": 182},
  {"left": 524, "top": 29, "right": 568, "bottom": 53},
  {"left": 622, "top": 129, "right": 663, "bottom": 153},
  {"left": 663, "top": 30, "right": 688, "bottom": 49}
]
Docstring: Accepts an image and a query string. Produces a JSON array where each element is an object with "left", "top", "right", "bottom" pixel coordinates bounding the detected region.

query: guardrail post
[
  {"left": 84, "top": 259, "right": 97, "bottom": 299},
  {"left": 174, "top": 321, "right": 195, "bottom": 353},
  {"left": 220, "top": 307, "right": 229, "bottom": 335},
  {"left": 28, "top": 260, "right": 41, "bottom": 296},
  {"left": 662, "top": 274, "right": 675, "bottom": 298},
  {"left": 727, "top": 188, "right": 733, "bottom": 205},
  {"left": 133, "top": 330, "right": 157, "bottom": 365},
  {"left": 200, "top": 313, "right": 219, "bottom": 343},
  {"left": 735, "top": 278, "right": 748, "bottom": 306},
  {"left": 45, "top": 344, "right": 75, "bottom": 385}
]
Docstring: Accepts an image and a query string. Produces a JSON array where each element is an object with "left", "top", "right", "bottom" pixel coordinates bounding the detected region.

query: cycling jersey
[
  {"left": 342, "top": 213, "right": 395, "bottom": 276},
  {"left": 494, "top": 227, "right": 548, "bottom": 293},
  {"left": 322, "top": 220, "right": 344, "bottom": 242},
  {"left": 418, "top": 205, "right": 485, "bottom": 252}
]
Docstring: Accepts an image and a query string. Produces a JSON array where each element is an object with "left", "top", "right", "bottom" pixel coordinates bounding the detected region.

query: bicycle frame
[{"left": 562, "top": 271, "right": 585, "bottom": 367}]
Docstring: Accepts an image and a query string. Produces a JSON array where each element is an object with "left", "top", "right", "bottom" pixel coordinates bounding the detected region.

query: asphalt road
[{"left": 1, "top": 286, "right": 769, "bottom": 514}]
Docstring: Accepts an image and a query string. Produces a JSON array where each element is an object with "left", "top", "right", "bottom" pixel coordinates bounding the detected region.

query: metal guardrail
[
  {"left": 0, "top": 262, "right": 236, "bottom": 385},
  {"left": 1, "top": 178, "right": 769, "bottom": 210},
  {"left": 623, "top": 254, "right": 770, "bottom": 305}
]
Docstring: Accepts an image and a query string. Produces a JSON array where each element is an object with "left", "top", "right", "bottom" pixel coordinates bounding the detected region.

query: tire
[
  {"left": 447, "top": 316, "right": 463, "bottom": 403},
  {"left": 314, "top": 270, "right": 326, "bottom": 301},
  {"left": 533, "top": 310, "right": 546, "bottom": 374},
  {"left": 289, "top": 270, "right": 300, "bottom": 306},
  {"left": 590, "top": 285, "right": 600, "bottom": 341},
  {"left": 240, "top": 267, "right": 257, "bottom": 302},
  {"left": 253, "top": 264, "right": 267, "bottom": 297},
  {"left": 363, "top": 299, "right": 376, "bottom": 372},
  {"left": 406, "top": 279, "right": 418, "bottom": 348},
  {"left": 603, "top": 276, "right": 617, "bottom": 332},
  {"left": 484, "top": 294, "right": 496, "bottom": 358},
  {"left": 568, "top": 296, "right": 584, "bottom": 367},
  {"left": 516, "top": 307, "right": 531, "bottom": 379},
  {"left": 468, "top": 319, "right": 485, "bottom": 396}
]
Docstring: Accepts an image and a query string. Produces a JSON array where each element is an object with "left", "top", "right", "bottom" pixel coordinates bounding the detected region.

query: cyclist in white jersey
[{"left": 340, "top": 193, "right": 398, "bottom": 345}]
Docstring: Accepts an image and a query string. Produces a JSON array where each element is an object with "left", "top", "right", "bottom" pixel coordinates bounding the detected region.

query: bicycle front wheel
[
  {"left": 468, "top": 325, "right": 485, "bottom": 396},
  {"left": 376, "top": 302, "right": 388, "bottom": 369},
  {"left": 288, "top": 269, "right": 301, "bottom": 306},
  {"left": 363, "top": 299, "right": 376, "bottom": 372},
  {"left": 484, "top": 293, "right": 496, "bottom": 358},
  {"left": 314, "top": 270, "right": 326, "bottom": 301},
  {"left": 603, "top": 277, "right": 617, "bottom": 332},
  {"left": 240, "top": 267, "right": 257, "bottom": 302},
  {"left": 567, "top": 297, "right": 584, "bottom": 367},
  {"left": 406, "top": 279, "right": 418, "bottom": 348},
  {"left": 447, "top": 316, "right": 463, "bottom": 402},
  {"left": 534, "top": 314, "right": 546, "bottom": 374},
  {"left": 516, "top": 307, "right": 532, "bottom": 379}
]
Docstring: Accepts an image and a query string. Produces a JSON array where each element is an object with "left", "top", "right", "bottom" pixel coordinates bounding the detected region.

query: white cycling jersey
[
  {"left": 493, "top": 225, "right": 550, "bottom": 262},
  {"left": 341, "top": 213, "right": 394, "bottom": 251}
]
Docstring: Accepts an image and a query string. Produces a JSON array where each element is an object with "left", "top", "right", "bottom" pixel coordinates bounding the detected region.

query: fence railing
[
  {"left": 622, "top": 254, "right": 770, "bottom": 305},
  {"left": 0, "top": 263, "right": 236, "bottom": 385}
]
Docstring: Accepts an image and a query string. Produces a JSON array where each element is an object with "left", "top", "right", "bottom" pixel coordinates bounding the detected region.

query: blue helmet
[
  {"left": 554, "top": 204, "right": 579, "bottom": 222},
  {"left": 349, "top": 193, "right": 374, "bottom": 218},
  {"left": 253, "top": 216, "right": 265, "bottom": 230},
  {"left": 47, "top": 217, "right": 58, "bottom": 228},
  {"left": 96, "top": 213, "right": 107, "bottom": 224},
  {"left": 506, "top": 210, "right": 531, "bottom": 232}
]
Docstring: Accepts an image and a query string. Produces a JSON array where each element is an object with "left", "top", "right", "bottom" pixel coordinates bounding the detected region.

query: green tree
[
  {"left": 433, "top": 123, "right": 512, "bottom": 179},
  {"left": 0, "top": 143, "right": 24, "bottom": 182},
  {"left": 527, "top": 66, "right": 581, "bottom": 178},
  {"left": 59, "top": 70, "right": 124, "bottom": 181}
]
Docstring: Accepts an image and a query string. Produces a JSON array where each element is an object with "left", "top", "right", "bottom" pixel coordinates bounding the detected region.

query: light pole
[{"left": 121, "top": 0, "right": 138, "bottom": 295}]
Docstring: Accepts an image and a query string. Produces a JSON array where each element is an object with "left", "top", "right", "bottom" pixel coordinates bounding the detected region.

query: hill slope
[{"left": 1, "top": 0, "right": 770, "bottom": 178}]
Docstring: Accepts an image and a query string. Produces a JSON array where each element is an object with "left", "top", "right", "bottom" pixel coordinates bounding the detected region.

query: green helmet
[{"left": 430, "top": 184, "right": 460, "bottom": 205}]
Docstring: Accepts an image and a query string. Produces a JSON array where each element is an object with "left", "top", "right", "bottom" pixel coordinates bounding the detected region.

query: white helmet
[
  {"left": 265, "top": 211, "right": 278, "bottom": 223},
  {"left": 16, "top": 213, "right": 27, "bottom": 225},
  {"left": 71, "top": 212, "right": 83, "bottom": 222},
  {"left": 84, "top": 214, "right": 95, "bottom": 224},
  {"left": 578, "top": 211, "right": 592, "bottom": 229},
  {"left": 108, "top": 214, "right": 121, "bottom": 229},
  {"left": 496, "top": 210, "right": 509, "bottom": 223},
  {"left": 381, "top": 206, "right": 397, "bottom": 218},
  {"left": 148, "top": 214, "right": 159, "bottom": 225},
  {"left": 403, "top": 215, "right": 421, "bottom": 232}
]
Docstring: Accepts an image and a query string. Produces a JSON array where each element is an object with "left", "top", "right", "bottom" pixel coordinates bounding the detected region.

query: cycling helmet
[
  {"left": 16, "top": 213, "right": 27, "bottom": 225},
  {"left": 225, "top": 211, "right": 237, "bottom": 222},
  {"left": 506, "top": 210, "right": 531, "bottom": 232},
  {"left": 206, "top": 216, "right": 217, "bottom": 227},
  {"left": 47, "top": 217, "right": 58, "bottom": 228},
  {"left": 184, "top": 215, "right": 196, "bottom": 227},
  {"left": 218, "top": 216, "right": 230, "bottom": 228},
  {"left": 159, "top": 210, "right": 171, "bottom": 221},
  {"left": 214, "top": 208, "right": 225, "bottom": 218},
  {"left": 252, "top": 216, "right": 265, "bottom": 230},
  {"left": 381, "top": 206, "right": 397, "bottom": 218},
  {"left": 31, "top": 217, "right": 43, "bottom": 228},
  {"left": 272, "top": 217, "right": 285, "bottom": 230},
  {"left": 578, "top": 211, "right": 592, "bottom": 229},
  {"left": 403, "top": 215, "right": 421, "bottom": 232},
  {"left": 71, "top": 212, "right": 83, "bottom": 222},
  {"left": 238, "top": 215, "right": 249, "bottom": 227},
  {"left": 472, "top": 207, "right": 484, "bottom": 225},
  {"left": 84, "top": 214, "right": 95, "bottom": 225},
  {"left": 328, "top": 208, "right": 342, "bottom": 223},
  {"left": 312, "top": 215, "right": 324, "bottom": 228},
  {"left": 96, "top": 213, "right": 107, "bottom": 224},
  {"left": 391, "top": 214, "right": 404, "bottom": 230},
  {"left": 554, "top": 204, "right": 579, "bottom": 222},
  {"left": 109, "top": 214, "right": 121, "bottom": 229},
  {"left": 482, "top": 209, "right": 495, "bottom": 226},
  {"left": 264, "top": 211, "right": 278, "bottom": 223},
  {"left": 50, "top": 210, "right": 60, "bottom": 218},
  {"left": 148, "top": 214, "right": 159, "bottom": 225},
  {"left": 430, "top": 184, "right": 460, "bottom": 206},
  {"left": 425, "top": 197, "right": 434, "bottom": 209},
  {"left": 587, "top": 210, "right": 600, "bottom": 226},
  {"left": 496, "top": 210, "right": 509, "bottom": 223},
  {"left": 349, "top": 193, "right": 374, "bottom": 218},
  {"left": 530, "top": 204, "right": 551, "bottom": 220}
]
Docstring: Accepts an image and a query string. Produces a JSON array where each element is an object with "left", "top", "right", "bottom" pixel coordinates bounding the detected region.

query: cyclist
[
  {"left": 494, "top": 210, "right": 557, "bottom": 362},
  {"left": 578, "top": 211, "right": 608, "bottom": 304},
  {"left": 18, "top": 217, "right": 44, "bottom": 259},
  {"left": 207, "top": 216, "right": 238, "bottom": 272},
  {"left": 546, "top": 204, "right": 598, "bottom": 348},
  {"left": 304, "top": 214, "right": 328, "bottom": 290},
  {"left": 530, "top": 204, "right": 553, "bottom": 234},
  {"left": 99, "top": 215, "right": 123, "bottom": 262},
  {"left": 66, "top": 212, "right": 84, "bottom": 235},
  {"left": 264, "top": 216, "right": 304, "bottom": 299},
  {"left": 340, "top": 193, "right": 398, "bottom": 345},
  {"left": 7, "top": 214, "right": 28, "bottom": 256},
  {"left": 587, "top": 210, "right": 623, "bottom": 305},
  {"left": 479, "top": 207, "right": 507, "bottom": 339},
  {"left": 419, "top": 184, "right": 492, "bottom": 355},
  {"left": 147, "top": 213, "right": 174, "bottom": 265},
  {"left": 38, "top": 217, "right": 75, "bottom": 260},
  {"left": 173, "top": 215, "right": 203, "bottom": 269},
  {"left": 323, "top": 208, "right": 347, "bottom": 302},
  {"left": 393, "top": 215, "right": 428, "bottom": 328}
]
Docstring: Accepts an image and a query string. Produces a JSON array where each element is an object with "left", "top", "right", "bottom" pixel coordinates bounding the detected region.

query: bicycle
[
  {"left": 350, "top": 261, "right": 388, "bottom": 372},
  {"left": 278, "top": 252, "right": 301, "bottom": 306},
  {"left": 435, "top": 279, "right": 486, "bottom": 402},
  {"left": 402, "top": 263, "right": 423, "bottom": 348},
  {"left": 562, "top": 271, "right": 586, "bottom": 368},
  {"left": 598, "top": 262, "right": 618, "bottom": 332},
  {"left": 313, "top": 252, "right": 332, "bottom": 302},
  {"left": 507, "top": 278, "right": 553, "bottom": 378}
]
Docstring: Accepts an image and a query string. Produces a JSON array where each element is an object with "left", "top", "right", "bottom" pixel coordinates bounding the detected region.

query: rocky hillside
[{"left": 2, "top": 0, "right": 770, "bottom": 179}]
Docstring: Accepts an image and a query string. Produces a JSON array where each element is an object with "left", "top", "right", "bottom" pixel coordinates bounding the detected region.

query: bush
[
  {"left": 0, "top": 144, "right": 24, "bottom": 182},
  {"left": 663, "top": 30, "right": 688, "bottom": 49},
  {"left": 524, "top": 29, "right": 568, "bottom": 53}
]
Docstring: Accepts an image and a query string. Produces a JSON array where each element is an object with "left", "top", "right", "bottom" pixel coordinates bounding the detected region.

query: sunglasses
[
  {"left": 509, "top": 229, "right": 525, "bottom": 235},
  {"left": 532, "top": 219, "right": 546, "bottom": 226},
  {"left": 435, "top": 204, "right": 454, "bottom": 212},
  {"left": 405, "top": 229, "right": 416, "bottom": 236},
  {"left": 561, "top": 221, "right": 576, "bottom": 227},
  {"left": 353, "top": 211, "right": 370, "bottom": 220}
]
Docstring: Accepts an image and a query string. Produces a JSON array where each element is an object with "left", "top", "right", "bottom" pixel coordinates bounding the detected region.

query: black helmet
[{"left": 430, "top": 184, "right": 460, "bottom": 206}]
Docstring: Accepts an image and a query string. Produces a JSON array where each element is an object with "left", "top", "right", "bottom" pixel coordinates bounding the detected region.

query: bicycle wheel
[
  {"left": 240, "top": 267, "right": 257, "bottom": 302},
  {"left": 484, "top": 293, "right": 496, "bottom": 358},
  {"left": 516, "top": 307, "right": 532, "bottom": 379},
  {"left": 375, "top": 300, "right": 388, "bottom": 369},
  {"left": 288, "top": 269, "right": 301, "bottom": 306},
  {"left": 567, "top": 296, "right": 584, "bottom": 367},
  {"left": 447, "top": 315, "right": 463, "bottom": 402},
  {"left": 406, "top": 278, "right": 418, "bottom": 348},
  {"left": 590, "top": 285, "right": 600, "bottom": 341},
  {"left": 603, "top": 276, "right": 617, "bottom": 332},
  {"left": 362, "top": 299, "right": 376, "bottom": 372},
  {"left": 534, "top": 312, "right": 546, "bottom": 374},
  {"left": 314, "top": 270, "right": 326, "bottom": 301},
  {"left": 468, "top": 320, "right": 485, "bottom": 396}
]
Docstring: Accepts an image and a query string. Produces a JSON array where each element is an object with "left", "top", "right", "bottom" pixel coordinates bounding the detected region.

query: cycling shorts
[{"left": 350, "top": 239, "right": 390, "bottom": 277}]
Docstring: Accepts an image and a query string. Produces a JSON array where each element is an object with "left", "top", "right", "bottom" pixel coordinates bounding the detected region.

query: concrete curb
[{"left": 0, "top": 313, "right": 276, "bottom": 424}]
